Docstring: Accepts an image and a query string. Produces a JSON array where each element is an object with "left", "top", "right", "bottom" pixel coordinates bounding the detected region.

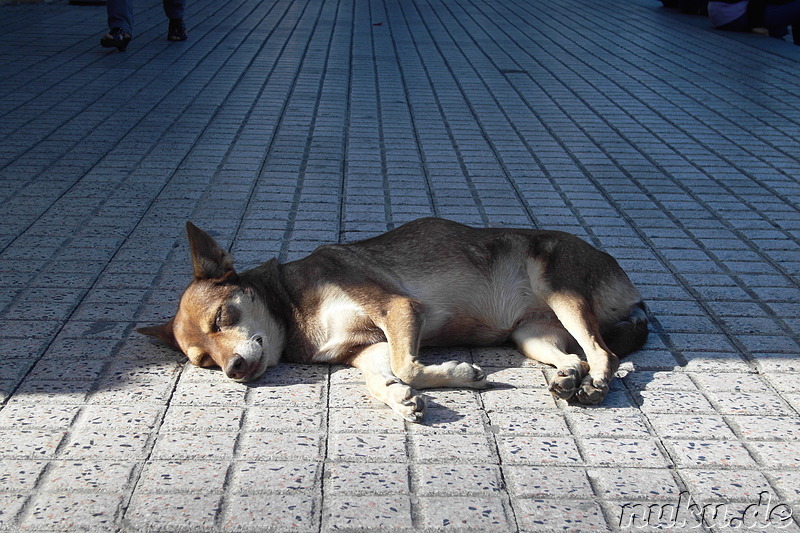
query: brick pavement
[{"left": 1, "top": 0, "right": 799, "bottom": 530}]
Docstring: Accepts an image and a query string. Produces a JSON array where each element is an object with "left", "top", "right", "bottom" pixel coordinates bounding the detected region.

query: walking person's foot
[
  {"left": 168, "top": 19, "right": 188, "bottom": 41},
  {"left": 100, "top": 27, "right": 131, "bottom": 51}
]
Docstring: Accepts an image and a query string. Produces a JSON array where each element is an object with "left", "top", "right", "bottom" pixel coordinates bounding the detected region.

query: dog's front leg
[
  {"left": 379, "top": 297, "right": 487, "bottom": 389},
  {"left": 350, "top": 343, "right": 426, "bottom": 422}
]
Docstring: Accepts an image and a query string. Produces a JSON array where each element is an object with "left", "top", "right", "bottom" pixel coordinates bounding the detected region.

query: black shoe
[
  {"left": 168, "top": 19, "right": 188, "bottom": 41},
  {"left": 100, "top": 28, "right": 131, "bottom": 51}
]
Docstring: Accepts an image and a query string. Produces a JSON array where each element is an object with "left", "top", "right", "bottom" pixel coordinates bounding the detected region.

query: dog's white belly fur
[{"left": 409, "top": 258, "right": 552, "bottom": 345}]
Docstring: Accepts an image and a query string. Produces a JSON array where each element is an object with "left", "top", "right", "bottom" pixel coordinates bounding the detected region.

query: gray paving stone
[{"left": 323, "top": 495, "right": 412, "bottom": 530}]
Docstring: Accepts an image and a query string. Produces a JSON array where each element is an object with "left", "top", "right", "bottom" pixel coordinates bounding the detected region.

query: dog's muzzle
[{"left": 225, "top": 335, "right": 264, "bottom": 381}]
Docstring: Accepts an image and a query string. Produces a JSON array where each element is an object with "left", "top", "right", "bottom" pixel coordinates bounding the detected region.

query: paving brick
[
  {"left": 125, "top": 492, "right": 221, "bottom": 531},
  {"left": 137, "top": 460, "right": 229, "bottom": 493},
  {"left": 515, "top": 498, "right": 609, "bottom": 531},
  {"left": 417, "top": 496, "right": 511, "bottom": 529},
  {"left": 22, "top": 492, "right": 123, "bottom": 531},
  {"left": 323, "top": 495, "right": 412, "bottom": 530},
  {"left": 589, "top": 467, "right": 681, "bottom": 501}
]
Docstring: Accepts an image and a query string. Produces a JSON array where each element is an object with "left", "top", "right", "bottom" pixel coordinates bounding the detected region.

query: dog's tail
[{"left": 601, "top": 301, "right": 649, "bottom": 358}]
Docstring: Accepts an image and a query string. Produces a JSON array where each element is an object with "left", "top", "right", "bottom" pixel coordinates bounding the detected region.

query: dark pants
[{"left": 108, "top": 0, "right": 186, "bottom": 34}]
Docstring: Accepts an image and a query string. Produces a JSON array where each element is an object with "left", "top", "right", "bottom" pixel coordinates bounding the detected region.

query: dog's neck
[{"left": 238, "top": 258, "right": 294, "bottom": 332}]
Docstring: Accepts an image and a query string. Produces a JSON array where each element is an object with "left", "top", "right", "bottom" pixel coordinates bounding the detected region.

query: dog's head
[{"left": 138, "top": 222, "right": 285, "bottom": 382}]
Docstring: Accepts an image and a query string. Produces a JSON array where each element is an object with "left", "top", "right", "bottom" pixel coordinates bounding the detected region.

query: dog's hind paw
[
  {"left": 386, "top": 381, "right": 427, "bottom": 422},
  {"left": 548, "top": 368, "right": 580, "bottom": 400},
  {"left": 575, "top": 376, "right": 609, "bottom": 405}
]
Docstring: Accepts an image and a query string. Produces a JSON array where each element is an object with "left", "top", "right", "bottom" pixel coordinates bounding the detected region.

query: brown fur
[{"left": 139, "top": 217, "right": 648, "bottom": 420}]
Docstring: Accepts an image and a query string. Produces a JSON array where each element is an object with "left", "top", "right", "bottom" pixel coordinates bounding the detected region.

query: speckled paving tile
[
  {"left": 170, "top": 380, "right": 248, "bottom": 407},
  {"left": 414, "top": 464, "right": 503, "bottom": 495},
  {"left": 589, "top": 467, "right": 681, "bottom": 501},
  {"left": 484, "top": 367, "right": 548, "bottom": 388},
  {"left": 323, "top": 495, "right": 412, "bottom": 529},
  {"left": 237, "top": 432, "right": 322, "bottom": 462},
  {"left": 515, "top": 498, "right": 609, "bottom": 531},
  {"left": 230, "top": 461, "right": 320, "bottom": 493},
  {"left": 137, "top": 460, "right": 229, "bottom": 493},
  {"left": 647, "top": 414, "right": 737, "bottom": 439},
  {"left": 0, "top": 494, "right": 27, "bottom": 528},
  {"left": 634, "top": 390, "right": 716, "bottom": 413},
  {"left": 580, "top": 438, "right": 669, "bottom": 467},
  {"left": 0, "top": 460, "right": 48, "bottom": 492},
  {"left": 0, "top": 430, "right": 65, "bottom": 459},
  {"left": 567, "top": 411, "right": 651, "bottom": 438},
  {"left": 326, "top": 462, "right": 409, "bottom": 494},
  {"left": 504, "top": 466, "right": 594, "bottom": 498},
  {"left": 22, "top": 492, "right": 123, "bottom": 530},
  {"left": 161, "top": 406, "right": 244, "bottom": 432},
  {"left": 488, "top": 411, "right": 570, "bottom": 436},
  {"left": 665, "top": 440, "right": 758, "bottom": 468},
  {"left": 417, "top": 496, "right": 512, "bottom": 529},
  {"left": 125, "top": 492, "right": 221, "bottom": 530},
  {"left": 44, "top": 461, "right": 135, "bottom": 492},
  {"left": 247, "top": 382, "right": 326, "bottom": 407},
  {"left": 623, "top": 370, "right": 697, "bottom": 390},
  {"left": 748, "top": 441, "right": 800, "bottom": 468},
  {"left": 0, "top": 404, "right": 79, "bottom": 430},
  {"left": 481, "top": 387, "right": 557, "bottom": 410},
  {"left": 692, "top": 372, "right": 766, "bottom": 391},
  {"left": 60, "top": 430, "right": 152, "bottom": 460},
  {"left": 328, "top": 408, "right": 406, "bottom": 434},
  {"left": 706, "top": 390, "right": 793, "bottom": 415},
  {"left": 411, "top": 433, "right": 495, "bottom": 463},
  {"left": 327, "top": 433, "right": 407, "bottom": 462},
  {"left": 497, "top": 436, "right": 582, "bottom": 466},
  {"left": 727, "top": 416, "right": 800, "bottom": 440},
  {"left": 223, "top": 492, "right": 318, "bottom": 531},
  {"left": 768, "top": 471, "right": 800, "bottom": 502},
  {"left": 679, "top": 469, "right": 776, "bottom": 502},
  {"left": 243, "top": 407, "right": 324, "bottom": 433}
]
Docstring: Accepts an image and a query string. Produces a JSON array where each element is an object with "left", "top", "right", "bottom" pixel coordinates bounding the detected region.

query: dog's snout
[{"left": 225, "top": 355, "right": 249, "bottom": 380}]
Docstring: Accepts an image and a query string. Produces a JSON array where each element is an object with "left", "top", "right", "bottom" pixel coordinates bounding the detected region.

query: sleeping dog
[{"left": 139, "top": 218, "right": 648, "bottom": 421}]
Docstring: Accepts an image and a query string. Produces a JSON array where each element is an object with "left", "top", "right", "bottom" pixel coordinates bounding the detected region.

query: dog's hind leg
[
  {"left": 350, "top": 342, "right": 427, "bottom": 422},
  {"left": 378, "top": 296, "right": 487, "bottom": 390},
  {"left": 545, "top": 294, "right": 619, "bottom": 405},
  {"left": 511, "top": 321, "right": 588, "bottom": 400}
]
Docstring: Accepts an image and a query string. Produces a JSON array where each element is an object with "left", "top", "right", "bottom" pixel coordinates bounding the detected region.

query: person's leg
[
  {"left": 164, "top": 0, "right": 188, "bottom": 41},
  {"left": 763, "top": 1, "right": 800, "bottom": 44},
  {"left": 163, "top": 0, "right": 185, "bottom": 20},
  {"left": 107, "top": 0, "right": 133, "bottom": 34}
]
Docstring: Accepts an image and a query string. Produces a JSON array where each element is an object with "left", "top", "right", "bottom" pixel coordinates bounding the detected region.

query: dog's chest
[{"left": 309, "top": 287, "right": 381, "bottom": 362}]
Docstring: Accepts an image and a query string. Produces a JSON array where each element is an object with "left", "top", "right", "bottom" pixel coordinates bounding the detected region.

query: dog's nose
[{"left": 225, "top": 355, "right": 249, "bottom": 380}]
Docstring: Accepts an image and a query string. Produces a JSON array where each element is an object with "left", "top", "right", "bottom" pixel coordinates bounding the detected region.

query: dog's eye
[
  {"left": 213, "top": 305, "right": 240, "bottom": 331},
  {"left": 212, "top": 307, "right": 223, "bottom": 332}
]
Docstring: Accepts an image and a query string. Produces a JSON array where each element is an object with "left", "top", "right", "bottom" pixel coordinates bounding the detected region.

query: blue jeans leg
[{"left": 107, "top": 0, "right": 133, "bottom": 34}]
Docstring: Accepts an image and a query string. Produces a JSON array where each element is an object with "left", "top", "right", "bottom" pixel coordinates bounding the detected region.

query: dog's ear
[
  {"left": 137, "top": 319, "right": 180, "bottom": 350},
  {"left": 185, "top": 221, "right": 236, "bottom": 281}
]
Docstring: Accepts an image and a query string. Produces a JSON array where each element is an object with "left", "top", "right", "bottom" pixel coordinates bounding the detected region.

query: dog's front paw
[
  {"left": 386, "top": 380, "right": 427, "bottom": 422},
  {"left": 548, "top": 368, "right": 580, "bottom": 400},
  {"left": 575, "top": 376, "right": 609, "bottom": 405},
  {"left": 442, "top": 361, "right": 487, "bottom": 388}
]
